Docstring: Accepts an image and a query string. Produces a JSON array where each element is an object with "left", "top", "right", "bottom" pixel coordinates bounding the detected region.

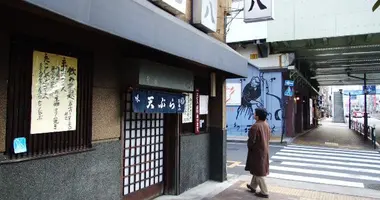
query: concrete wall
[
  {"left": 92, "top": 49, "right": 121, "bottom": 142},
  {"left": 233, "top": 44, "right": 293, "bottom": 69},
  {"left": 267, "top": 0, "right": 380, "bottom": 42},
  {"left": 333, "top": 92, "right": 345, "bottom": 123},
  {"left": 226, "top": 67, "right": 283, "bottom": 136},
  {"left": 0, "top": 141, "right": 121, "bottom": 200},
  {"left": 179, "top": 133, "right": 210, "bottom": 194}
]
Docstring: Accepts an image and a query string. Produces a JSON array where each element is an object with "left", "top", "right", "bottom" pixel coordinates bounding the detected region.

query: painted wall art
[{"left": 226, "top": 67, "right": 283, "bottom": 136}]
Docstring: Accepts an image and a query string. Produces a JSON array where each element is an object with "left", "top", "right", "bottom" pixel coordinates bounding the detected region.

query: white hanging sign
[
  {"left": 200, "top": 95, "right": 209, "bottom": 115},
  {"left": 226, "top": 82, "right": 241, "bottom": 106},
  {"left": 244, "top": 0, "right": 274, "bottom": 23},
  {"left": 192, "top": 0, "right": 218, "bottom": 32},
  {"left": 182, "top": 93, "right": 193, "bottom": 123},
  {"left": 151, "top": 0, "right": 187, "bottom": 15}
]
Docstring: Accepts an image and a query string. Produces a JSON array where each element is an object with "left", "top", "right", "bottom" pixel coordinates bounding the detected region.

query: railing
[{"left": 350, "top": 119, "right": 377, "bottom": 149}]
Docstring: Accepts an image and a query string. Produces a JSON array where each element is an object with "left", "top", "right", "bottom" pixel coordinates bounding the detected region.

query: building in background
[
  {"left": 0, "top": 1, "right": 248, "bottom": 200},
  {"left": 225, "top": 0, "right": 317, "bottom": 138}
]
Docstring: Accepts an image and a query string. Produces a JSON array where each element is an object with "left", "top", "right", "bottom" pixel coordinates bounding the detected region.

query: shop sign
[
  {"left": 200, "top": 95, "right": 209, "bottom": 115},
  {"left": 192, "top": 0, "right": 217, "bottom": 32},
  {"left": 194, "top": 89, "right": 200, "bottom": 134},
  {"left": 226, "top": 82, "right": 241, "bottom": 106},
  {"left": 244, "top": 0, "right": 274, "bottom": 23},
  {"left": 31, "top": 51, "right": 78, "bottom": 134},
  {"left": 132, "top": 89, "right": 186, "bottom": 113},
  {"left": 309, "top": 98, "right": 313, "bottom": 126},
  {"left": 151, "top": 0, "right": 187, "bottom": 15}
]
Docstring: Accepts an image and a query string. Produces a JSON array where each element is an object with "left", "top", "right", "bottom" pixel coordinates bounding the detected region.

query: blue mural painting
[{"left": 226, "top": 68, "right": 283, "bottom": 137}]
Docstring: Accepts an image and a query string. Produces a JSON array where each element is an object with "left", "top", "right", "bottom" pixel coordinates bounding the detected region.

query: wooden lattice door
[{"left": 123, "top": 92, "right": 164, "bottom": 200}]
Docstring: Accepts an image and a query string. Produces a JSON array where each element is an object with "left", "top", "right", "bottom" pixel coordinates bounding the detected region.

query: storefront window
[{"left": 5, "top": 43, "right": 92, "bottom": 160}]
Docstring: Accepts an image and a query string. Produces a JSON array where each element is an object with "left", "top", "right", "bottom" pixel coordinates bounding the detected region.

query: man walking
[{"left": 245, "top": 108, "right": 271, "bottom": 198}]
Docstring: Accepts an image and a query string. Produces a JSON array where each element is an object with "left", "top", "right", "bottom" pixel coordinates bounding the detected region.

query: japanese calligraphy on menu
[
  {"left": 30, "top": 51, "right": 78, "bottom": 134},
  {"left": 132, "top": 89, "right": 185, "bottom": 114},
  {"left": 182, "top": 93, "right": 193, "bottom": 123},
  {"left": 194, "top": 89, "right": 200, "bottom": 134}
]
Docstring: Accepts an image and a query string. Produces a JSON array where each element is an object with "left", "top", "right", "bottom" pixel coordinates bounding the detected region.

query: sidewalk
[
  {"left": 155, "top": 174, "right": 380, "bottom": 200},
  {"left": 292, "top": 118, "right": 375, "bottom": 150}
]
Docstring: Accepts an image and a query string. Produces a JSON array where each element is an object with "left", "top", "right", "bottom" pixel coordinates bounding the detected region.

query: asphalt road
[
  {"left": 227, "top": 142, "right": 283, "bottom": 175},
  {"left": 227, "top": 142, "right": 380, "bottom": 191}
]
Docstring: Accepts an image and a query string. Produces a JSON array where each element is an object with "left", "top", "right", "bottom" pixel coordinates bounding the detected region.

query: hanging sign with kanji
[{"left": 132, "top": 89, "right": 185, "bottom": 114}]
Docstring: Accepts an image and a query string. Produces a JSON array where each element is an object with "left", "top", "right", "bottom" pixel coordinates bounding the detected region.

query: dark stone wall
[
  {"left": 0, "top": 141, "right": 121, "bottom": 200},
  {"left": 209, "top": 128, "right": 227, "bottom": 182},
  {"left": 179, "top": 133, "right": 210, "bottom": 194}
]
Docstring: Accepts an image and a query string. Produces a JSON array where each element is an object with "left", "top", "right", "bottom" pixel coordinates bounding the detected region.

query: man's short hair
[{"left": 255, "top": 108, "right": 268, "bottom": 121}]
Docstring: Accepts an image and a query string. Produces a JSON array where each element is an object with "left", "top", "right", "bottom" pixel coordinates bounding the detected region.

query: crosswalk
[{"left": 269, "top": 145, "right": 380, "bottom": 188}]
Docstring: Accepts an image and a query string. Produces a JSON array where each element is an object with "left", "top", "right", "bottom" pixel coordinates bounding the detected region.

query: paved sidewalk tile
[
  {"left": 292, "top": 119, "right": 374, "bottom": 150},
  {"left": 209, "top": 181, "right": 375, "bottom": 200}
]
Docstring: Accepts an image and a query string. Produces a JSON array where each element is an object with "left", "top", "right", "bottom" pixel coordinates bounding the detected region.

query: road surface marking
[
  {"left": 280, "top": 149, "right": 380, "bottom": 160},
  {"left": 276, "top": 152, "right": 380, "bottom": 164},
  {"left": 240, "top": 182, "right": 247, "bottom": 188},
  {"left": 284, "top": 146, "right": 380, "bottom": 156},
  {"left": 270, "top": 165, "right": 380, "bottom": 182},
  {"left": 236, "top": 160, "right": 272, "bottom": 167},
  {"left": 227, "top": 161, "right": 241, "bottom": 168},
  {"left": 325, "top": 142, "right": 339, "bottom": 146},
  {"left": 287, "top": 144, "right": 379, "bottom": 154},
  {"left": 268, "top": 173, "right": 364, "bottom": 188},
  {"left": 280, "top": 161, "right": 380, "bottom": 175},
  {"left": 272, "top": 156, "right": 380, "bottom": 169}
]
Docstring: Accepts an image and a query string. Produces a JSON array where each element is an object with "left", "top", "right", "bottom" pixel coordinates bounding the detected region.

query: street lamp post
[
  {"left": 349, "top": 93, "right": 351, "bottom": 129},
  {"left": 364, "top": 73, "right": 368, "bottom": 140}
]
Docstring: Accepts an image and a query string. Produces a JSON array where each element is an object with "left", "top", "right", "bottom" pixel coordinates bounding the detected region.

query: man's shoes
[
  {"left": 255, "top": 193, "right": 269, "bottom": 198},
  {"left": 246, "top": 184, "right": 256, "bottom": 193}
]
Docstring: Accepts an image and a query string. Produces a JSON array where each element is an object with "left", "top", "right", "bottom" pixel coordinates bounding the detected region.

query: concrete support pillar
[
  {"left": 209, "top": 73, "right": 226, "bottom": 182},
  {"left": 295, "top": 96, "right": 304, "bottom": 133},
  {"left": 285, "top": 97, "right": 295, "bottom": 137},
  {"left": 333, "top": 91, "right": 345, "bottom": 123}
]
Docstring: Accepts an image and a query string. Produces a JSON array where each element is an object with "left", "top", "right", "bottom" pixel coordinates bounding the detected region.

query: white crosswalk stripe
[{"left": 268, "top": 145, "right": 380, "bottom": 188}]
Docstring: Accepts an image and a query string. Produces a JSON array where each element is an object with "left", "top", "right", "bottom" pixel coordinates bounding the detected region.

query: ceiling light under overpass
[
  {"left": 315, "top": 58, "right": 380, "bottom": 65},
  {"left": 315, "top": 51, "right": 380, "bottom": 57},
  {"left": 307, "top": 44, "right": 380, "bottom": 52}
]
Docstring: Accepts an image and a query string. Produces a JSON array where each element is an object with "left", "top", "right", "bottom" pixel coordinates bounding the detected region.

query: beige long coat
[{"left": 244, "top": 121, "right": 271, "bottom": 176}]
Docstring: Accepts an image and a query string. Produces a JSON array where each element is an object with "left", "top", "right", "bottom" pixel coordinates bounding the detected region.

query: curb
[{"left": 227, "top": 139, "right": 288, "bottom": 145}]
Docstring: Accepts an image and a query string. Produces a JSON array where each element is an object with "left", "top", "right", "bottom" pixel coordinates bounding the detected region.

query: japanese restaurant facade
[{"left": 0, "top": 1, "right": 248, "bottom": 200}]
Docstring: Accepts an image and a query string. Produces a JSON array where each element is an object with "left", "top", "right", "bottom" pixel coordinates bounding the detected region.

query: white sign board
[
  {"left": 310, "top": 98, "right": 313, "bottom": 125},
  {"left": 193, "top": 0, "right": 217, "bottom": 32},
  {"left": 244, "top": 0, "right": 274, "bottom": 23},
  {"left": 200, "top": 95, "right": 209, "bottom": 115},
  {"left": 31, "top": 51, "right": 78, "bottom": 134},
  {"left": 151, "top": 0, "right": 187, "bottom": 15},
  {"left": 226, "top": 82, "right": 241, "bottom": 106},
  {"left": 182, "top": 93, "right": 193, "bottom": 123}
]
